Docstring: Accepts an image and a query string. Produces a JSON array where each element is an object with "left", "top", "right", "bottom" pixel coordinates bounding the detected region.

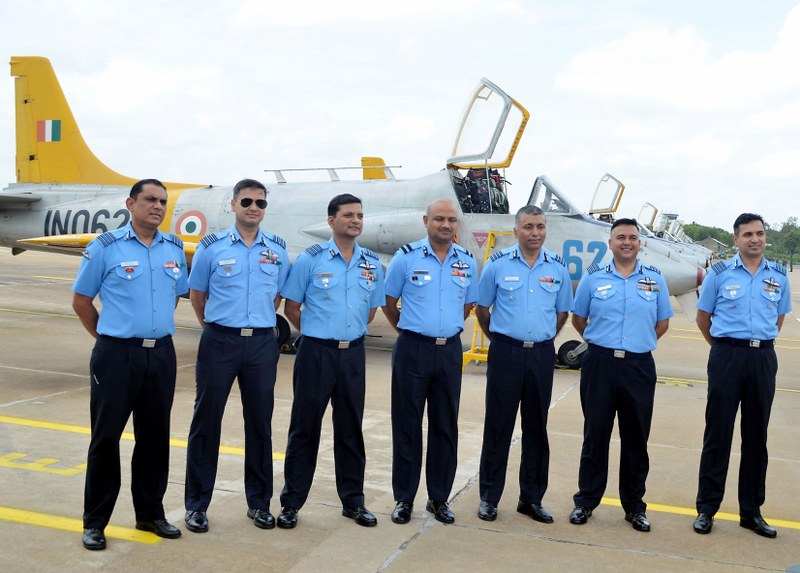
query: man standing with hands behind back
[
  {"left": 474, "top": 205, "right": 573, "bottom": 523},
  {"left": 184, "top": 178, "right": 288, "bottom": 533},
  {"left": 73, "top": 179, "right": 187, "bottom": 550},
  {"left": 692, "top": 213, "right": 791, "bottom": 538},
  {"left": 383, "top": 198, "right": 478, "bottom": 525}
]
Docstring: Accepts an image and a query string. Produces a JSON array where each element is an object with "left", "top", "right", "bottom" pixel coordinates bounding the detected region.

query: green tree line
[{"left": 685, "top": 218, "right": 800, "bottom": 267}]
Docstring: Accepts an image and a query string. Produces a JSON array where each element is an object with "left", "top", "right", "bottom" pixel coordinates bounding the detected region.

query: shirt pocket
[
  {"left": 214, "top": 262, "right": 243, "bottom": 279},
  {"left": 259, "top": 262, "right": 280, "bottom": 284},
  {"left": 114, "top": 264, "right": 143, "bottom": 281},
  {"left": 759, "top": 288, "right": 781, "bottom": 304},
  {"left": 163, "top": 264, "right": 183, "bottom": 281},
  {"left": 498, "top": 279, "right": 524, "bottom": 306},
  {"left": 636, "top": 288, "right": 658, "bottom": 302},
  {"left": 450, "top": 274, "right": 471, "bottom": 296},
  {"left": 407, "top": 274, "right": 433, "bottom": 299},
  {"left": 312, "top": 274, "right": 338, "bottom": 299},
  {"left": 591, "top": 287, "right": 616, "bottom": 302}
]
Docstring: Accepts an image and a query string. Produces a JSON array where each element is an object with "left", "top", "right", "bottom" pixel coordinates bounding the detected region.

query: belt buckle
[
  {"left": 749, "top": 339, "right": 761, "bottom": 348},
  {"left": 613, "top": 349, "right": 625, "bottom": 359},
  {"left": 338, "top": 340, "right": 350, "bottom": 349},
  {"left": 142, "top": 339, "right": 156, "bottom": 348},
  {"left": 240, "top": 328, "right": 253, "bottom": 337},
  {"left": 523, "top": 341, "right": 535, "bottom": 348},
  {"left": 435, "top": 337, "right": 447, "bottom": 346}
]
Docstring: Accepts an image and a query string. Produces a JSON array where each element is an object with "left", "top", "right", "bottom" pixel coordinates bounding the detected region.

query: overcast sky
[{"left": 1, "top": 0, "right": 798, "bottom": 230}]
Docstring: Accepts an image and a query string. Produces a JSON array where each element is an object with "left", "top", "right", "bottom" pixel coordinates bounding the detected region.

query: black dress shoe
[
  {"left": 135, "top": 519, "right": 181, "bottom": 539},
  {"left": 248, "top": 508, "right": 275, "bottom": 529},
  {"left": 693, "top": 512, "right": 713, "bottom": 534},
  {"left": 391, "top": 501, "right": 413, "bottom": 524},
  {"left": 426, "top": 500, "right": 455, "bottom": 524},
  {"left": 625, "top": 512, "right": 651, "bottom": 532},
  {"left": 82, "top": 528, "right": 106, "bottom": 550},
  {"left": 568, "top": 505, "right": 592, "bottom": 525},
  {"left": 517, "top": 502, "right": 554, "bottom": 524},
  {"left": 185, "top": 510, "right": 208, "bottom": 533},
  {"left": 740, "top": 516, "right": 777, "bottom": 538},
  {"left": 342, "top": 505, "right": 378, "bottom": 527},
  {"left": 478, "top": 501, "right": 497, "bottom": 522},
  {"left": 277, "top": 507, "right": 298, "bottom": 529}
]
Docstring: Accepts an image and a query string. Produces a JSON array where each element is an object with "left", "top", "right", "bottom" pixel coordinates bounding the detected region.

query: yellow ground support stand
[{"left": 462, "top": 231, "right": 515, "bottom": 371}]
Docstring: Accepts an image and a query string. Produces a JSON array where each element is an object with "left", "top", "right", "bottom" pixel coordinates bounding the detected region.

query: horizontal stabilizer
[
  {"left": 18, "top": 234, "right": 198, "bottom": 264},
  {"left": 0, "top": 193, "right": 41, "bottom": 207}
]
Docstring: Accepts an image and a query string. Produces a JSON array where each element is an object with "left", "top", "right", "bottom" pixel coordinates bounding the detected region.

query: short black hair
[
  {"left": 233, "top": 178, "right": 267, "bottom": 199},
  {"left": 328, "top": 193, "right": 362, "bottom": 217},
  {"left": 733, "top": 213, "right": 765, "bottom": 235},
  {"left": 515, "top": 205, "right": 545, "bottom": 225},
  {"left": 130, "top": 178, "right": 166, "bottom": 199},
  {"left": 610, "top": 217, "right": 638, "bottom": 232}
]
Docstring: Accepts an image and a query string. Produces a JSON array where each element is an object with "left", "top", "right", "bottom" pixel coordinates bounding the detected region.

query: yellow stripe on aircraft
[
  {"left": 0, "top": 415, "right": 285, "bottom": 460},
  {"left": 600, "top": 497, "right": 800, "bottom": 530},
  {"left": 0, "top": 506, "right": 161, "bottom": 543}
]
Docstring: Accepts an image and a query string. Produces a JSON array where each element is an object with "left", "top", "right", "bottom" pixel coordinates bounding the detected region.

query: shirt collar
[
  {"left": 732, "top": 253, "right": 769, "bottom": 271},
  {"left": 607, "top": 258, "right": 643, "bottom": 277},
  {"left": 227, "top": 226, "right": 267, "bottom": 246},
  {"left": 422, "top": 237, "right": 457, "bottom": 259},
  {"left": 124, "top": 223, "right": 163, "bottom": 244},
  {"left": 326, "top": 237, "right": 363, "bottom": 261},
  {"left": 514, "top": 244, "right": 546, "bottom": 268}
]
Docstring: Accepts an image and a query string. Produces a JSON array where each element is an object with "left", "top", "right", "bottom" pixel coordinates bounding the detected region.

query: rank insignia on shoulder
[
  {"left": 96, "top": 232, "right": 118, "bottom": 247},
  {"left": 200, "top": 233, "right": 224, "bottom": 249},
  {"left": 644, "top": 264, "right": 661, "bottom": 275},
  {"left": 586, "top": 263, "right": 600, "bottom": 274},
  {"left": 770, "top": 261, "right": 787, "bottom": 275},
  {"left": 550, "top": 253, "right": 566, "bottom": 266},
  {"left": 304, "top": 243, "right": 324, "bottom": 257},
  {"left": 400, "top": 243, "right": 414, "bottom": 254},
  {"left": 490, "top": 251, "right": 504, "bottom": 262},
  {"left": 270, "top": 234, "right": 286, "bottom": 249},
  {"left": 711, "top": 261, "right": 728, "bottom": 275}
]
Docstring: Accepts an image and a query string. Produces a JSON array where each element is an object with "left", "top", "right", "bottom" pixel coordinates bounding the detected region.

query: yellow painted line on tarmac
[
  {"left": 31, "top": 275, "right": 73, "bottom": 282},
  {"left": 656, "top": 376, "right": 799, "bottom": 394},
  {"left": 0, "top": 506, "right": 161, "bottom": 543},
  {"left": 0, "top": 415, "right": 285, "bottom": 460},
  {"left": 0, "top": 307, "right": 76, "bottom": 319},
  {"left": 601, "top": 497, "right": 800, "bottom": 530}
]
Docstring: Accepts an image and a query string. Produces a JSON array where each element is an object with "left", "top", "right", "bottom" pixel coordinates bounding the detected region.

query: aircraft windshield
[{"left": 526, "top": 176, "right": 581, "bottom": 215}]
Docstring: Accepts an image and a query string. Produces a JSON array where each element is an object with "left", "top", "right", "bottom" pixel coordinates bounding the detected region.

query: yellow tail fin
[
  {"left": 361, "top": 156, "right": 388, "bottom": 180},
  {"left": 11, "top": 56, "right": 200, "bottom": 189}
]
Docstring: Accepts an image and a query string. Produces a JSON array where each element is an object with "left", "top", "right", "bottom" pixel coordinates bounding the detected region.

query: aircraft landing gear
[
  {"left": 275, "top": 314, "right": 294, "bottom": 353},
  {"left": 557, "top": 340, "right": 586, "bottom": 369}
]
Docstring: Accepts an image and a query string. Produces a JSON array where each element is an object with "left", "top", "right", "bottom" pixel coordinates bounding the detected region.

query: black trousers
[
  {"left": 391, "top": 332, "right": 462, "bottom": 503},
  {"left": 696, "top": 342, "right": 777, "bottom": 517},
  {"left": 573, "top": 345, "right": 656, "bottom": 514},
  {"left": 479, "top": 336, "right": 555, "bottom": 505},
  {"left": 185, "top": 326, "right": 279, "bottom": 512},
  {"left": 280, "top": 337, "right": 367, "bottom": 509},
  {"left": 83, "top": 336, "right": 176, "bottom": 529}
]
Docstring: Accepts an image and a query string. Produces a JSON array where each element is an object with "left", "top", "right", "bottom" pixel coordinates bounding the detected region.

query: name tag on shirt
[
  {"left": 119, "top": 261, "right": 139, "bottom": 267},
  {"left": 596, "top": 284, "right": 611, "bottom": 291},
  {"left": 218, "top": 259, "right": 236, "bottom": 266},
  {"left": 504, "top": 276, "right": 520, "bottom": 282}
]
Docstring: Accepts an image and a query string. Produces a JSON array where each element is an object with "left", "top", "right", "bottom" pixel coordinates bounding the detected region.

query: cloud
[
  {"left": 555, "top": 4, "right": 800, "bottom": 112},
  {"left": 744, "top": 99, "right": 800, "bottom": 132},
  {"left": 746, "top": 148, "right": 800, "bottom": 178}
]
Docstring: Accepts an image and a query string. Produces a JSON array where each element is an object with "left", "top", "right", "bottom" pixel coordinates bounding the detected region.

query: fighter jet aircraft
[{"left": 0, "top": 57, "right": 704, "bottom": 354}]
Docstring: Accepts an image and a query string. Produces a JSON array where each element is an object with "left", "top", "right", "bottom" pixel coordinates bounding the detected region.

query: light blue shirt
[
  {"left": 281, "top": 238, "right": 385, "bottom": 340},
  {"left": 697, "top": 254, "right": 792, "bottom": 340},
  {"left": 478, "top": 245, "right": 573, "bottom": 342},
  {"left": 384, "top": 238, "right": 479, "bottom": 338},
  {"left": 73, "top": 223, "right": 188, "bottom": 338},
  {"left": 188, "top": 226, "right": 289, "bottom": 328},
  {"left": 573, "top": 259, "right": 673, "bottom": 353}
]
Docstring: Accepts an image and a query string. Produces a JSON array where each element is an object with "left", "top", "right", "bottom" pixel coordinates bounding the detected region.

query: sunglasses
[{"left": 240, "top": 198, "right": 268, "bottom": 209}]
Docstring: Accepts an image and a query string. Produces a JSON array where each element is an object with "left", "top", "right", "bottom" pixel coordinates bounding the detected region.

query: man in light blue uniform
[
  {"left": 692, "top": 213, "right": 791, "bottom": 538},
  {"left": 277, "top": 193, "right": 385, "bottom": 529},
  {"left": 72, "top": 179, "right": 188, "bottom": 550},
  {"left": 184, "top": 179, "right": 289, "bottom": 533},
  {"left": 474, "top": 206, "right": 573, "bottom": 523},
  {"left": 569, "top": 218, "right": 672, "bottom": 533},
  {"left": 383, "top": 198, "right": 478, "bottom": 525}
]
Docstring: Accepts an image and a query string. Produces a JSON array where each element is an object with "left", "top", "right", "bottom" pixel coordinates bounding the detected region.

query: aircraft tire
[
  {"left": 275, "top": 314, "right": 291, "bottom": 347},
  {"left": 557, "top": 339, "right": 583, "bottom": 370}
]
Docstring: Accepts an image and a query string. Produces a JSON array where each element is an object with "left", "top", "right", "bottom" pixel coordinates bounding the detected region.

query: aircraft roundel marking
[{"left": 175, "top": 210, "right": 207, "bottom": 237}]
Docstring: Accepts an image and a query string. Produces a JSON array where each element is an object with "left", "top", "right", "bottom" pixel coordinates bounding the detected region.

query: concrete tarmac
[{"left": 0, "top": 249, "right": 798, "bottom": 572}]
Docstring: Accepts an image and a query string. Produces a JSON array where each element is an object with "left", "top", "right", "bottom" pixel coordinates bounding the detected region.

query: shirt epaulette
[
  {"left": 549, "top": 252, "right": 566, "bottom": 267},
  {"left": 490, "top": 251, "right": 506, "bottom": 262},
  {"left": 96, "top": 232, "right": 118, "bottom": 247},
  {"left": 163, "top": 233, "right": 184, "bottom": 249},
  {"left": 361, "top": 247, "right": 380, "bottom": 260},
  {"left": 770, "top": 260, "right": 787, "bottom": 275},
  {"left": 454, "top": 244, "right": 474, "bottom": 258},
  {"left": 304, "top": 243, "right": 325, "bottom": 257},
  {"left": 270, "top": 234, "right": 286, "bottom": 249},
  {"left": 644, "top": 264, "right": 661, "bottom": 275},
  {"left": 400, "top": 240, "right": 425, "bottom": 255},
  {"left": 200, "top": 232, "right": 225, "bottom": 249},
  {"left": 711, "top": 260, "right": 729, "bottom": 275},
  {"left": 586, "top": 263, "right": 600, "bottom": 275}
]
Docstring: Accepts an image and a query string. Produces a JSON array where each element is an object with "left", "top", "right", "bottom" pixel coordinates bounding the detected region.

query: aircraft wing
[{"left": 18, "top": 234, "right": 198, "bottom": 265}]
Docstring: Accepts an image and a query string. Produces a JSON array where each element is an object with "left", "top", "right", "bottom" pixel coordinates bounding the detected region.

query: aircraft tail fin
[
  {"left": 361, "top": 156, "right": 388, "bottom": 180},
  {"left": 10, "top": 56, "right": 137, "bottom": 186}
]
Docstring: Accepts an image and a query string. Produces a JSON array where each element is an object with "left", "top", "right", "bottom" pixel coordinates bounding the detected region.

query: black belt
[
  {"left": 715, "top": 337, "right": 774, "bottom": 349},
  {"left": 99, "top": 334, "right": 172, "bottom": 349},
  {"left": 492, "top": 332, "right": 553, "bottom": 348},
  {"left": 400, "top": 329, "right": 460, "bottom": 346},
  {"left": 303, "top": 335, "right": 365, "bottom": 349},
  {"left": 588, "top": 343, "right": 651, "bottom": 359},
  {"left": 207, "top": 322, "right": 274, "bottom": 337}
]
